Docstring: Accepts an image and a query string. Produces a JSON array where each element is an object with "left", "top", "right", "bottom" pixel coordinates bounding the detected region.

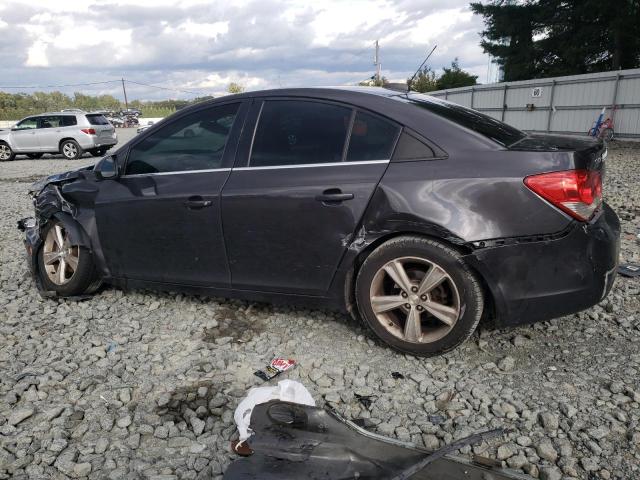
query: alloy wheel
[
  {"left": 369, "top": 256, "right": 461, "bottom": 344},
  {"left": 62, "top": 142, "right": 78, "bottom": 158},
  {"left": 43, "top": 224, "right": 80, "bottom": 285},
  {"left": 0, "top": 144, "right": 11, "bottom": 160}
]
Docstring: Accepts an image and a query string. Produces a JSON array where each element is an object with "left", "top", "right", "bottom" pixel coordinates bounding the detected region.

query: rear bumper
[
  {"left": 467, "top": 203, "right": 620, "bottom": 327},
  {"left": 78, "top": 136, "right": 117, "bottom": 150}
]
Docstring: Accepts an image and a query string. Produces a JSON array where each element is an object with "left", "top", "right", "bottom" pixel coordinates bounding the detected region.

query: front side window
[
  {"left": 38, "top": 116, "right": 63, "bottom": 129},
  {"left": 250, "top": 100, "right": 351, "bottom": 167},
  {"left": 346, "top": 111, "right": 400, "bottom": 162},
  {"left": 15, "top": 118, "right": 37, "bottom": 130},
  {"left": 125, "top": 103, "right": 239, "bottom": 175}
]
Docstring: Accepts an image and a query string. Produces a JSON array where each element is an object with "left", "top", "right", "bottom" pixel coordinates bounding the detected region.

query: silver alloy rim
[
  {"left": 369, "top": 256, "right": 461, "bottom": 344},
  {"left": 43, "top": 224, "right": 80, "bottom": 285},
  {"left": 62, "top": 142, "right": 77, "bottom": 158},
  {"left": 0, "top": 145, "right": 11, "bottom": 160}
]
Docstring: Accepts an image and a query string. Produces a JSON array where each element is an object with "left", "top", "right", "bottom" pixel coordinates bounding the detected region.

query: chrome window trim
[
  {"left": 233, "top": 159, "right": 390, "bottom": 171},
  {"left": 120, "top": 167, "right": 232, "bottom": 178}
]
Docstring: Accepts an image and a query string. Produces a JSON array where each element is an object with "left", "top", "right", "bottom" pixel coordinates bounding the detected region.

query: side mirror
[{"left": 95, "top": 155, "right": 119, "bottom": 180}]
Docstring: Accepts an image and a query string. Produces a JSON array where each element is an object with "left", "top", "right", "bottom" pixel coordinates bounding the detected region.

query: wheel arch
[
  {"left": 58, "top": 137, "right": 78, "bottom": 151},
  {"left": 342, "top": 229, "right": 498, "bottom": 326}
]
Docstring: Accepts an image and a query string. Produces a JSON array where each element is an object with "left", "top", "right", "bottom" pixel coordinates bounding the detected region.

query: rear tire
[
  {"left": 0, "top": 142, "right": 15, "bottom": 161},
  {"left": 355, "top": 236, "right": 483, "bottom": 356},
  {"left": 60, "top": 140, "right": 82, "bottom": 160},
  {"left": 27, "top": 153, "right": 44, "bottom": 159},
  {"left": 89, "top": 148, "right": 108, "bottom": 157},
  {"left": 37, "top": 220, "right": 96, "bottom": 296}
]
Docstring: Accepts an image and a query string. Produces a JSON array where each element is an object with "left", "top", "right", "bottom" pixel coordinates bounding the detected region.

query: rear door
[
  {"left": 221, "top": 99, "right": 400, "bottom": 295},
  {"left": 36, "top": 115, "right": 64, "bottom": 151},
  {"left": 94, "top": 101, "right": 247, "bottom": 287},
  {"left": 11, "top": 117, "right": 40, "bottom": 151}
]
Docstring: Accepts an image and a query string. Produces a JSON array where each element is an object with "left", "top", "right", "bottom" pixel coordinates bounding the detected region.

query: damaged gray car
[{"left": 18, "top": 87, "right": 620, "bottom": 356}]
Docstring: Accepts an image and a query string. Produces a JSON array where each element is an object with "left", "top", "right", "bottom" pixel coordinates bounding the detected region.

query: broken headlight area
[{"left": 223, "top": 400, "right": 532, "bottom": 480}]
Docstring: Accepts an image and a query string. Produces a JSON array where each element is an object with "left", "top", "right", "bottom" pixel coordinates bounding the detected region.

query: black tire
[
  {"left": 88, "top": 148, "right": 107, "bottom": 157},
  {"left": 60, "top": 139, "right": 83, "bottom": 160},
  {"left": 355, "top": 236, "right": 483, "bottom": 356},
  {"left": 0, "top": 142, "right": 16, "bottom": 161},
  {"left": 27, "top": 153, "right": 44, "bottom": 159},
  {"left": 37, "top": 220, "right": 96, "bottom": 296}
]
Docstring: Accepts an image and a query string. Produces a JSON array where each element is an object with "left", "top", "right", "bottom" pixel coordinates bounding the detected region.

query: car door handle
[
  {"left": 184, "top": 196, "right": 213, "bottom": 209},
  {"left": 315, "top": 189, "right": 354, "bottom": 203}
]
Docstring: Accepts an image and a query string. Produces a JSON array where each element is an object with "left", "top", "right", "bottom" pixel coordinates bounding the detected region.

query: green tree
[
  {"left": 471, "top": 0, "right": 640, "bottom": 81},
  {"left": 227, "top": 82, "right": 245, "bottom": 94},
  {"left": 407, "top": 67, "right": 438, "bottom": 93},
  {"left": 436, "top": 59, "right": 478, "bottom": 90}
]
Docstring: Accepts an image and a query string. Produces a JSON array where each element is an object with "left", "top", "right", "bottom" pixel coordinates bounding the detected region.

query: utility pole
[
  {"left": 121, "top": 78, "right": 129, "bottom": 110},
  {"left": 374, "top": 40, "right": 381, "bottom": 85}
]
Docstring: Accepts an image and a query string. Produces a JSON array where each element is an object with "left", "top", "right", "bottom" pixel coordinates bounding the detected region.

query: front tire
[
  {"left": 37, "top": 220, "right": 95, "bottom": 296},
  {"left": 60, "top": 140, "right": 82, "bottom": 160},
  {"left": 0, "top": 142, "right": 16, "bottom": 161},
  {"left": 355, "top": 236, "right": 483, "bottom": 356}
]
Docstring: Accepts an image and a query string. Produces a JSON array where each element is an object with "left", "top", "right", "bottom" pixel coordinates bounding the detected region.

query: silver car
[{"left": 0, "top": 111, "right": 118, "bottom": 161}]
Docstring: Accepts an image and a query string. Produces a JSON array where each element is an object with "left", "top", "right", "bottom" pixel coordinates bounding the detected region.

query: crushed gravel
[{"left": 0, "top": 140, "right": 639, "bottom": 479}]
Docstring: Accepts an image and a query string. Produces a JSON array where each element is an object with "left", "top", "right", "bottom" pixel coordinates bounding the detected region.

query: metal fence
[{"left": 428, "top": 68, "right": 640, "bottom": 138}]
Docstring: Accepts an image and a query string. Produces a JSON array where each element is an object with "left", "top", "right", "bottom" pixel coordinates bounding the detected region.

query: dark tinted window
[
  {"left": 392, "top": 132, "right": 435, "bottom": 160},
  {"left": 62, "top": 116, "right": 77, "bottom": 127},
  {"left": 346, "top": 111, "right": 400, "bottom": 162},
  {"left": 86, "top": 114, "right": 110, "bottom": 125},
  {"left": 405, "top": 94, "right": 526, "bottom": 146},
  {"left": 250, "top": 100, "right": 351, "bottom": 167},
  {"left": 125, "top": 103, "right": 239, "bottom": 175}
]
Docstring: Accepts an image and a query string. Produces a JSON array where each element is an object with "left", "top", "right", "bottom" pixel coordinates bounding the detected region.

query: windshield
[{"left": 402, "top": 93, "right": 526, "bottom": 147}]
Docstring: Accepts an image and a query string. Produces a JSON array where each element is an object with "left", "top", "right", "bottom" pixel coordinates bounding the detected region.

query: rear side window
[
  {"left": 38, "top": 116, "right": 63, "bottom": 128},
  {"left": 125, "top": 103, "right": 239, "bottom": 175},
  {"left": 86, "top": 114, "right": 110, "bottom": 125},
  {"left": 250, "top": 100, "right": 351, "bottom": 167},
  {"left": 346, "top": 111, "right": 400, "bottom": 162},
  {"left": 62, "top": 116, "right": 77, "bottom": 127},
  {"left": 405, "top": 94, "right": 526, "bottom": 147},
  {"left": 392, "top": 132, "right": 436, "bottom": 161}
]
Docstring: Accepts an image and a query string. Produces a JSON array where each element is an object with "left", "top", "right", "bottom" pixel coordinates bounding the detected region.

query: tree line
[
  {"left": 0, "top": 91, "right": 215, "bottom": 121},
  {"left": 471, "top": 0, "right": 640, "bottom": 81}
]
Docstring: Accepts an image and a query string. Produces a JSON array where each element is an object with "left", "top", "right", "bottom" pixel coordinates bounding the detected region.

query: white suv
[{"left": 0, "top": 111, "right": 118, "bottom": 161}]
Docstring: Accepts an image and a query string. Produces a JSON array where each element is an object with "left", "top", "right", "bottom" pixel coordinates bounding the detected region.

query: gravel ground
[{"left": 0, "top": 140, "right": 639, "bottom": 480}]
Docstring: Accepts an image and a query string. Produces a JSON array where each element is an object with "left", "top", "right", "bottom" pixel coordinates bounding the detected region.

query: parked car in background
[
  {"left": 17, "top": 88, "right": 619, "bottom": 356},
  {"left": 0, "top": 112, "right": 117, "bottom": 161}
]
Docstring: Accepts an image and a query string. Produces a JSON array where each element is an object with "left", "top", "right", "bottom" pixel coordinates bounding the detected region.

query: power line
[
  {"left": 124, "top": 79, "right": 208, "bottom": 96},
  {"left": 0, "top": 80, "right": 121, "bottom": 89}
]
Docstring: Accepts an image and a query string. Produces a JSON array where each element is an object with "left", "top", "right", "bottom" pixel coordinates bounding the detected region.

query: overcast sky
[{"left": 0, "top": 0, "right": 495, "bottom": 101}]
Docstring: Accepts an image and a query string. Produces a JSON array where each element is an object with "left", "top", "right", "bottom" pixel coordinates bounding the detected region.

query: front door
[
  {"left": 11, "top": 117, "right": 40, "bottom": 151},
  {"left": 221, "top": 99, "right": 400, "bottom": 295},
  {"left": 94, "top": 101, "right": 247, "bottom": 287}
]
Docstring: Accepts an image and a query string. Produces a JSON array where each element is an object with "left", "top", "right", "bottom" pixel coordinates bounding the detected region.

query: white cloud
[{"left": 1, "top": 0, "right": 491, "bottom": 98}]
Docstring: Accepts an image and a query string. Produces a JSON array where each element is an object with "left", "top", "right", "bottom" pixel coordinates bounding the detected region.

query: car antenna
[{"left": 407, "top": 44, "right": 437, "bottom": 93}]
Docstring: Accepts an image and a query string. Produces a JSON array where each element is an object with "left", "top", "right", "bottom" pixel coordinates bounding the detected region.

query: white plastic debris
[{"left": 234, "top": 379, "right": 315, "bottom": 442}]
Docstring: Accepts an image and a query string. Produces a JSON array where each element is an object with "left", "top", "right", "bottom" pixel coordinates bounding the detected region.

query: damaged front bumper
[{"left": 223, "top": 401, "right": 532, "bottom": 479}]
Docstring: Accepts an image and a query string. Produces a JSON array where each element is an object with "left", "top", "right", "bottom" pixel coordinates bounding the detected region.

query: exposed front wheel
[
  {"left": 38, "top": 220, "right": 95, "bottom": 296},
  {"left": 60, "top": 140, "right": 83, "bottom": 160},
  {"left": 0, "top": 143, "right": 16, "bottom": 161},
  {"left": 355, "top": 236, "right": 483, "bottom": 356}
]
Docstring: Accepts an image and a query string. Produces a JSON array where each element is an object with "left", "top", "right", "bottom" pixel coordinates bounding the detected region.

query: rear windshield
[
  {"left": 85, "top": 114, "right": 110, "bottom": 125},
  {"left": 402, "top": 94, "right": 526, "bottom": 147}
]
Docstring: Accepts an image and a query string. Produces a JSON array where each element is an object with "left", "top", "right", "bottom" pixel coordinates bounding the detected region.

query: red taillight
[
  {"left": 81, "top": 128, "right": 96, "bottom": 135},
  {"left": 524, "top": 169, "right": 602, "bottom": 221}
]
